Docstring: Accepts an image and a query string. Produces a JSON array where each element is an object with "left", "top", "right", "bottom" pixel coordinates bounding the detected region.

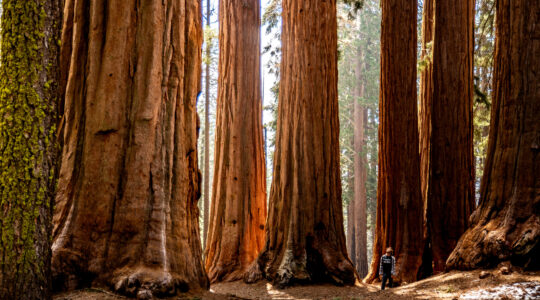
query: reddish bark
[
  {"left": 364, "top": 0, "right": 424, "bottom": 284},
  {"left": 420, "top": 0, "right": 476, "bottom": 273},
  {"left": 419, "top": 0, "right": 433, "bottom": 213},
  {"left": 447, "top": 0, "right": 540, "bottom": 271},
  {"left": 244, "top": 0, "right": 357, "bottom": 287},
  {"left": 51, "top": 0, "right": 208, "bottom": 297},
  {"left": 204, "top": 0, "right": 267, "bottom": 283}
]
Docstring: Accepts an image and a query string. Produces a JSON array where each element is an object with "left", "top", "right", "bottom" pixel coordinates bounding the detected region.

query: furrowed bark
[
  {"left": 424, "top": 0, "right": 475, "bottom": 273},
  {"left": 0, "top": 0, "right": 62, "bottom": 299},
  {"left": 51, "top": 0, "right": 208, "bottom": 297},
  {"left": 364, "top": 0, "right": 424, "bottom": 284},
  {"left": 205, "top": 0, "right": 267, "bottom": 283},
  {"left": 447, "top": 0, "right": 540, "bottom": 271},
  {"left": 245, "top": 0, "right": 357, "bottom": 288}
]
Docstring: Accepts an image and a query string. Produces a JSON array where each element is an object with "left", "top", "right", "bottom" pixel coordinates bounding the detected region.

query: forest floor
[{"left": 54, "top": 268, "right": 540, "bottom": 300}]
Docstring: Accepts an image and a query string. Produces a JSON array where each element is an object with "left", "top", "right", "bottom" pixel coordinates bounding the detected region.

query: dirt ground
[{"left": 54, "top": 269, "right": 540, "bottom": 300}]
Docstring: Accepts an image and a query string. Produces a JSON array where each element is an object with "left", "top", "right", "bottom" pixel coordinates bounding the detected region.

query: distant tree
[
  {"left": 447, "top": 0, "right": 539, "bottom": 271},
  {"left": 365, "top": 0, "right": 424, "bottom": 284},
  {"left": 51, "top": 1, "right": 208, "bottom": 297},
  {"left": 205, "top": 0, "right": 267, "bottom": 283},
  {"left": 0, "top": 0, "right": 62, "bottom": 298},
  {"left": 245, "top": 0, "right": 357, "bottom": 287}
]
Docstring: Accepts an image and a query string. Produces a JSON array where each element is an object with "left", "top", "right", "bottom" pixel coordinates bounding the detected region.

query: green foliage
[
  {"left": 337, "top": 0, "right": 380, "bottom": 262},
  {"left": 473, "top": 0, "right": 495, "bottom": 198},
  {"left": 0, "top": 0, "right": 57, "bottom": 291},
  {"left": 417, "top": 41, "right": 433, "bottom": 72}
]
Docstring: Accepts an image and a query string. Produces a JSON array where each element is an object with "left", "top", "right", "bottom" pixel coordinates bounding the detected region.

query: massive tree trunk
[
  {"left": 447, "top": 0, "right": 540, "bottom": 271},
  {"left": 204, "top": 0, "right": 267, "bottom": 283},
  {"left": 0, "top": 0, "right": 62, "bottom": 299},
  {"left": 245, "top": 0, "right": 357, "bottom": 288},
  {"left": 203, "top": 0, "right": 211, "bottom": 251},
  {"left": 423, "top": 0, "right": 476, "bottom": 273},
  {"left": 364, "top": 0, "right": 424, "bottom": 284},
  {"left": 51, "top": 0, "right": 208, "bottom": 297},
  {"left": 353, "top": 50, "right": 368, "bottom": 278}
]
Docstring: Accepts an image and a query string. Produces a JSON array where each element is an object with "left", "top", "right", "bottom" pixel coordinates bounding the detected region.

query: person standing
[{"left": 380, "top": 247, "right": 396, "bottom": 290}]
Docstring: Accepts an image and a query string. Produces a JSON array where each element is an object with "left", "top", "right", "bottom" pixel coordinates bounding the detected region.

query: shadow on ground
[{"left": 54, "top": 269, "right": 540, "bottom": 299}]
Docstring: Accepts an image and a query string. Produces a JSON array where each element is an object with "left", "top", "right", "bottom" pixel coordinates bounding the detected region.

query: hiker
[{"left": 379, "top": 247, "right": 396, "bottom": 290}]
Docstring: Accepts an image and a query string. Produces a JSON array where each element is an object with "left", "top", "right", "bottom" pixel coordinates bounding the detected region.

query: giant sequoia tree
[
  {"left": 420, "top": 0, "right": 475, "bottom": 273},
  {"left": 245, "top": 0, "right": 356, "bottom": 287},
  {"left": 365, "top": 0, "right": 424, "bottom": 284},
  {"left": 51, "top": 0, "right": 208, "bottom": 297},
  {"left": 447, "top": 0, "right": 539, "bottom": 270},
  {"left": 205, "top": 0, "right": 267, "bottom": 283},
  {"left": 0, "top": 0, "right": 61, "bottom": 299}
]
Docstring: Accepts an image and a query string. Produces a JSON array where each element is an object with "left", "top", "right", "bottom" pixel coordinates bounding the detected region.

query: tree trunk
[
  {"left": 447, "top": 0, "right": 540, "bottom": 271},
  {"left": 419, "top": 0, "right": 433, "bottom": 215},
  {"left": 364, "top": 0, "right": 424, "bottom": 284},
  {"left": 423, "top": 0, "right": 476, "bottom": 273},
  {"left": 204, "top": 0, "right": 267, "bottom": 284},
  {"left": 347, "top": 180, "right": 356, "bottom": 266},
  {"left": 353, "top": 50, "right": 368, "bottom": 278},
  {"left": 418, "top": 0, "right": 434, "bottom": 279},
  {"left": 51, "top": 0, "right": 208, "bottom": 297},
  {"left": 0, "top": 1, "right": 62, "bottom": 299},
  {"left": 244, "top": 0, "right": 357, "bottom": 288},
  {"left": 203, "top": 0, "right": 211, "bottom": 252}
]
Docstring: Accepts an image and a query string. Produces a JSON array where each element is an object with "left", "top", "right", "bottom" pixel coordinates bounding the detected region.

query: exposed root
[
  {"left": 111, "top": 267, "right": 189, "bottom": 298},
  {"left": 243, "top": 261, "right": 264, "bottom": 284},
  {"left": 447, "top": 216, "right": 540, "bottom": 271}
]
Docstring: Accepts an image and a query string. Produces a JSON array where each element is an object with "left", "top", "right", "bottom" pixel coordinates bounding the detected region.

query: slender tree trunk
[
  {"left": 364, "top": 0, "right": 424, "bottom": 284},
  {"left": 347, "top": 151, "right": 356, "bottom": 265},
  {"left": 353, "top": 49, "right": 368, "bottom": 278},
  {"left": 418, "top": 0, "right": 434, "bottom": 279},
  {"left": 51, "top": 1, "right": 208, "bottom": 297},
  {"left": 203, "top": 0, "right": 211, "bottom": 251},
  {"left": 245, "top": 0, "right": 356, "bottom": 288},
  {"left": 205, "top": 0, "right": 267, "bottom": 283},
  {"left": 423, "top": 0, "right": 475, "bottom": 273},
  {"left": 0, "top": 1, "right": 62, "bottom": 299},
  {"left": 447, "top": 0, "right": 540, "bottom": 270},
  {"left": 419, "top": 0, "right": 433, "bottom": 215}
]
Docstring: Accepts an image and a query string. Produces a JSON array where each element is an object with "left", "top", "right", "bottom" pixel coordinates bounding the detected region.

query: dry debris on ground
[{"left": 54, "top": 269, "right": 540, "bottom": 300}]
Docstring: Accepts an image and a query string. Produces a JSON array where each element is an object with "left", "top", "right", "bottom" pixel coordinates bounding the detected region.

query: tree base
[
  {"left": 111, "top": 267, "right": 192, "bottom": 298},
  {"left": 245, "top": 245, "right": 357, "bottom": 289},
  {"left": 446, "top": 216, "right": 540, "bottom": 271},
  {"left": 52, "top": 249, "right": 209, "bottom": 297}
]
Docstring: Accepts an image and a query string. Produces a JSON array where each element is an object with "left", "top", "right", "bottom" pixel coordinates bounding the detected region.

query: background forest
[
  {"left": 1, "top": 0, "right": 538, "bottom": 299},
  {"left": 196, "top": 0, "right": 495, "bottom": 275}
]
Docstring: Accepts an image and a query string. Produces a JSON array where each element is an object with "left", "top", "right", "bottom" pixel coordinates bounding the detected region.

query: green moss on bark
[{"left": 0, "top": 0, "right": 61, "bottom": 299}]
